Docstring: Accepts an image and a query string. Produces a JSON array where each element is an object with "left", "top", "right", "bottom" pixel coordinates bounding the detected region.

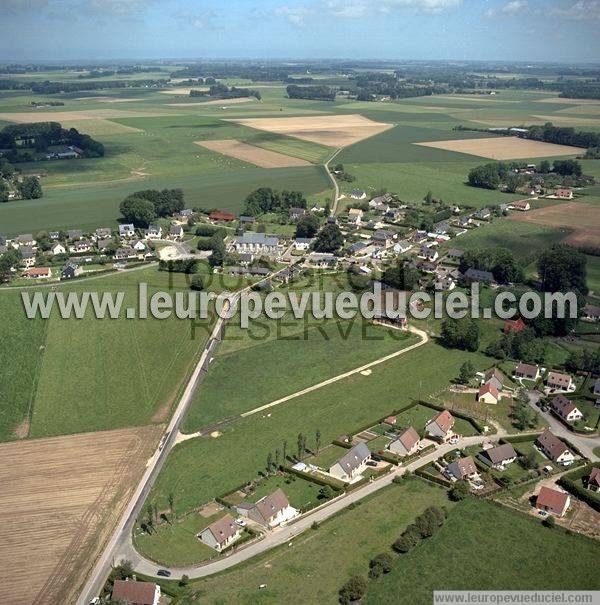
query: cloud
[
  {"left": 83, "top": 0, "right": 155, "bottom": 16},
  {"left": 324, "top": 0, "right": 462, "bottom": 18},
  {"left": 275, "top": 5, "right": 312, "bottom": 24},
  {"left": 173, "top": 8, "right": 218, "bottom": 30},
  {"left": 550, "top": 0, "right": 600, "bottom": 20},
  {"left": 486, "top": 0, "right": 529, "bottom": 17}
]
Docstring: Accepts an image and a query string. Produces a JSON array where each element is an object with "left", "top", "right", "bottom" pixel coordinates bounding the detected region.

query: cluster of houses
[
  {"left": 0, "top": 220, "right": 188, "bottom": 280},
  {"left": 198, "top": 488, "right": 298, "bottom": 552}
]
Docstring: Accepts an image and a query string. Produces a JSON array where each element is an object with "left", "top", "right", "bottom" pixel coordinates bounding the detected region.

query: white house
[
  {"left": 348, "top": 208, "right": 363, "bottom": 226},
  {"left": 198, "top": 515, "right": 242, "bottom": 551},
  {"left": 236, "top": 489, "right": 298, "bottom": 528},
  {"left": 119, "top": 224, "right": 135, "bottom": 238},
  {"left": 388, "top": 426, "right": 420, "bottom": 457},
  {"left": 132, "top": 239, "right": 147, "bottom": 252},
  {"left": 19, "top": 246, "right": 36, "bottom": 268},
  {"left": 50, "top": 242, "right": 66, "bottom": 256},
  {"left": 535, "top": 430, "right": 575, "bottom": 465},
  {"left": 294, "top": 237, "right": 312, "bottom": 251},
  {"left": 329, "top": 442, "right": 370, "bottom": 482},
  {"left": 477, "top": 382, "right": 500, "bottom": 405},
  {"left": 168, "top": 225, "right": 184, "bottom": 240},
  {"left": 144, "top": 225, "right": 163, "bottom": 240},
  {"left": 550, "top": 395, "right": 584, "bottom": 423}
]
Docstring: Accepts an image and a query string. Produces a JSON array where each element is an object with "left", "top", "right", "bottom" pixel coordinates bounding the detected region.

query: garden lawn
[
  {"left": 179, "top": 479, "right": 454, "bottom": 603},
  {"left": 246, "top": 473, "right": 323, "bottom": 511},
  {"left": 365, "top": 498, "right": 600, "bottom": 604},
  {"left": 133, "top": 511, "right": 227, "bottom": 567},
  {"left": 306, "top": 445, "right": 350, "bottom": 470},
  {"left": 395, "top": 403, "right": 478, "bottom": 437}
]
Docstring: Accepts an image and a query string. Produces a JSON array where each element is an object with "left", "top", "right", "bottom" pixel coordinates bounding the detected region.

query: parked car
[
  {"left": 157, "top": 569, "right": 171, "bottom": 577},
  {"left": 235, "top": 518, "right": 247, "bottom": 527}
]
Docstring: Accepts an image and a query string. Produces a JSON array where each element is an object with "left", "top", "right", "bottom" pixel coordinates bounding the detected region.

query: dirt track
[
  {"left": 196, "top": 139, "right": 312, "bottom": 167},
  {"left": 415, "top": 136, "right": 584, "bottom": 160},
  {"left": 507, "top": 201, "right": 600, "bottom": 247},
  {"left": 0, "top": 426, "right": 161, "bottom": 605}
]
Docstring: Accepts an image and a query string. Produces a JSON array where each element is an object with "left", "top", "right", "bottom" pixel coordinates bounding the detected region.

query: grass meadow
[
  {"left": 149, "top": 341, "right": 492, "bottom": 517},
  {"left": 365, "top": 498, "right": 600, "bottom": 603},
  {"left": 178, "top": 479, "right": 453, "bottom": 603}
]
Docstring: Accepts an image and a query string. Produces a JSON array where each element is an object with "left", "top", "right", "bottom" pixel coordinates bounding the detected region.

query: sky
[{"left": 2, "top": 0, "right": 600, "bottom": 63}]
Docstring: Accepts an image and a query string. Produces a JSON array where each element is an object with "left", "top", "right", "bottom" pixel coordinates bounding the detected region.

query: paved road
[
  {"left": 526, "top": 390, "right": 599, "bottom": 461},
  {"left": 115, "top": 433, "right": 493, "bottom": 579},
  {"left": 76, "top": 292, "right": 238, "bottom": 605}
]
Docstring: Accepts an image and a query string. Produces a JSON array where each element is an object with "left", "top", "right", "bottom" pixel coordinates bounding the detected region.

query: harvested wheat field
[
  {"left": 0, "top": 425, "right": 161, "bottom": 605},
  {"left": 167, "top": 97, "right": 257, "bottom": 107},
  {"left": 415, "top": 136, "right": 583, "bottom": 160},
  {"left": 229, "top": 114, "right": 393, "bottom": 147},
  {"left": 508, "top": 201, "right": 600, "bottom": 247},
  {"left": 539, "top": 97, "right": 600, "bottom": 105},
  {"left": 58, "top": 118, "right": 144, "bottom": 136},
  {"left": 0, "top": 109, "right": 170, "bottom": 123},
  {"left": 196, "top": 139, "right": 311, "bottom": 168},
  {"left": 73, "top": 96, "right": 144, "bottom": 103},
  {"left": 159, "top": 87, "right": 209, "bottom": 95}
]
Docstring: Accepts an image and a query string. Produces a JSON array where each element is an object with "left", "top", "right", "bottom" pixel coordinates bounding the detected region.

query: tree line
[
  {"left": 286, "top": 85, "right": 336, "bottom": 101},
  {"left": 190, "top": 83, "right": 261, "bottom": 100},
  {"left": 119, "top": 189, "right": 185, "bottom": 227}
]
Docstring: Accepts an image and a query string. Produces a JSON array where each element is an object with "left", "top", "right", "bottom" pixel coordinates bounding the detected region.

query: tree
[
  {"left": 168, "top": 493, "right": 175, "bottom": 515},
  {"left": 392, "top": 525, "right": 421, "bottom": 553},
  {"left": 553, "top": 159, "right": 582, "bottom": 176},
  {"left": 295, "top": 214, "right": 319, "bottom": 238},
  {"left": 424, "top": 190, "right": 434, "bottom": 204},
  {"left": 381, "top": 263, "right": 420, "bottom": 291},
  {"left": 19, "top": 176, "right": 43, "bottom": 199},
  {"left": 283, "top": 439, "right": 288, "bottom": 462},
  {"left": 543, "top": 515, "right": 556, "bottom": 528},
  {"left": 369, "top": 552, "right": 395, "bottom": 578},
  {"left": 539, "top": 159, "right": 551, "bottom": 174},
  {"left": 538, "top": 244, "right": 588, "bottom": 295},
  {"left": 0, "top": 180, "right": 8, "bottom": 203},
  {"left": 266, "top": 452, "right": 273, "bottom": 474},
  {"left": 297, "top": 433, "right": 304, "bottom": 459},
  {"left": 522, "top": 450, "right": 538, "bottom": 470},
  {"left": 319, "top": 485, "right": 335, "bottom": 500},
  {"left": 0, "top": 249, "right": 20, "bottom": 282},
  {"left": 440, "top": 318, "right": 480, "bottom": 352},
  {"left": 512, "top": 402, "right": 537, "bottom": 431},
  {"left": 313, "top": 223, "right": 344, "bottom": 253},
  {"left": 315, "top": 429, "right": 321, "bottom": 454},
  {"left": 179, "top": 574, "right": 190, "bottom": 587},
  {"left": 449, "top": 480, "right": 470, "bottom": 501},
  {"left": 190, "top": 273, "right": 204, "bottom": 291},
  {"left": 338, "top": 575, "right": 368, "bottom": 605},
  {"left": 120, "top": 196, "right": 156, "bottom": 227},
  {"left": 209, "top": 234, "right": 226, "bottom": 267},
  {"left": 468, "top": 163, "right": 501, "bottom": 190},
  {"left": 114, "top": 559, "right": 134, "bottom": 580},
  {"left": 458, "top": 361, "right": 476, "bottom": 385}
]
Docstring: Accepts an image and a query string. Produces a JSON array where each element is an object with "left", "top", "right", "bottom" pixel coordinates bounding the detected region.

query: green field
[
  {"left": 147, "top": 341, "right": 491, "bottom": 518},
  {"left": 585, "top": 254, "right": 600, "bottom": 295},
  {"left": 183, "top": 318, "right": 416, "bottom": 430},
  {"left": 0, "top": 267, "right": 222, "bottom": 440},
  {"left": 366, "top": 498, "right": 600, "bottom": 603},
  {"left": 0, "top": 291, "right": 47, "bottom": 440}
]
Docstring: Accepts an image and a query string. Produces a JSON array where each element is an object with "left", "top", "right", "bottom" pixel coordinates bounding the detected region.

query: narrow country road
[
  {"left": 115, "top": 433, "right": 493, "bottom": 579},
  {"left": 324, "top": 148, "right": 342, "bottom": 214}
]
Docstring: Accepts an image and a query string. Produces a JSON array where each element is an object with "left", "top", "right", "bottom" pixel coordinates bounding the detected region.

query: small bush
[{"left": 339, "top": 575, "right": 368, "bottom": 605}]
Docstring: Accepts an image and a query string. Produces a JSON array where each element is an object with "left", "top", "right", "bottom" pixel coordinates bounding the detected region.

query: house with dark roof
[
  {"left": 445, "top": 248, "right": 464, "bottom": 261},
  {"left": 483, "top": 368, "right": 504, "bottom": 392},
  {"left": 329, "top": 442, "right": 371, "bottom": 482},
  {"left": 536, "top": 486, "right": 570, "bottom": 517},
  {"left": 445, "top": 456, "right": 479, "bottom": 481},
  {"left": 237, "top": 489, "right": 297, "bottom": 528},
  {"left": 550, "top": 395, "right": 583, "bottom": 423},
  {"left": 388, "top": 427, "right": 420, "bottom": 457},
  {"left": 514, "top": 362, "right": 539, "bottom": 381},
  {"left": 535, "top": 430, "right": 575, "bottom": 465},
  {"left": 198, "top": 514, "right": 242, "bottom": 551},
  {"left": 111, "top": 579, "right": 160, "bottom": 605},
  {"left": 582, "top": 305, "right": 600, "bottom": 322},
  {"left": 463, "top": 267, "right": 495, "bottom": 285},
  {"left": 348, "top": 189, "right": 367, "bottom": 200},
  {"left": 119, "top": 223, "right": 135, "bottom": 238},
  {"left": 587, "top": 467, "right": 600, "bottom": 493},
  {"left": 478, "top": 443, "right": 517, "bottom": 470},
  {"left": 425, "top": 410, "right": 455, "bottom": 442},
  {"left": 61, "top": 262, "right": 83, "bottom": 280}
]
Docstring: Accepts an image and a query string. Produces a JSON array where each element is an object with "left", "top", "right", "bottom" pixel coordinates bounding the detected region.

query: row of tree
[
  {"left": 190, "top": 83, "right": 261, "bottom": 100},
  {"left": 243, "top": 187, "right": 307, "bottom": 216},
  {"left": 286, "top": 84, "right": 336, "bottom": 101}
]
